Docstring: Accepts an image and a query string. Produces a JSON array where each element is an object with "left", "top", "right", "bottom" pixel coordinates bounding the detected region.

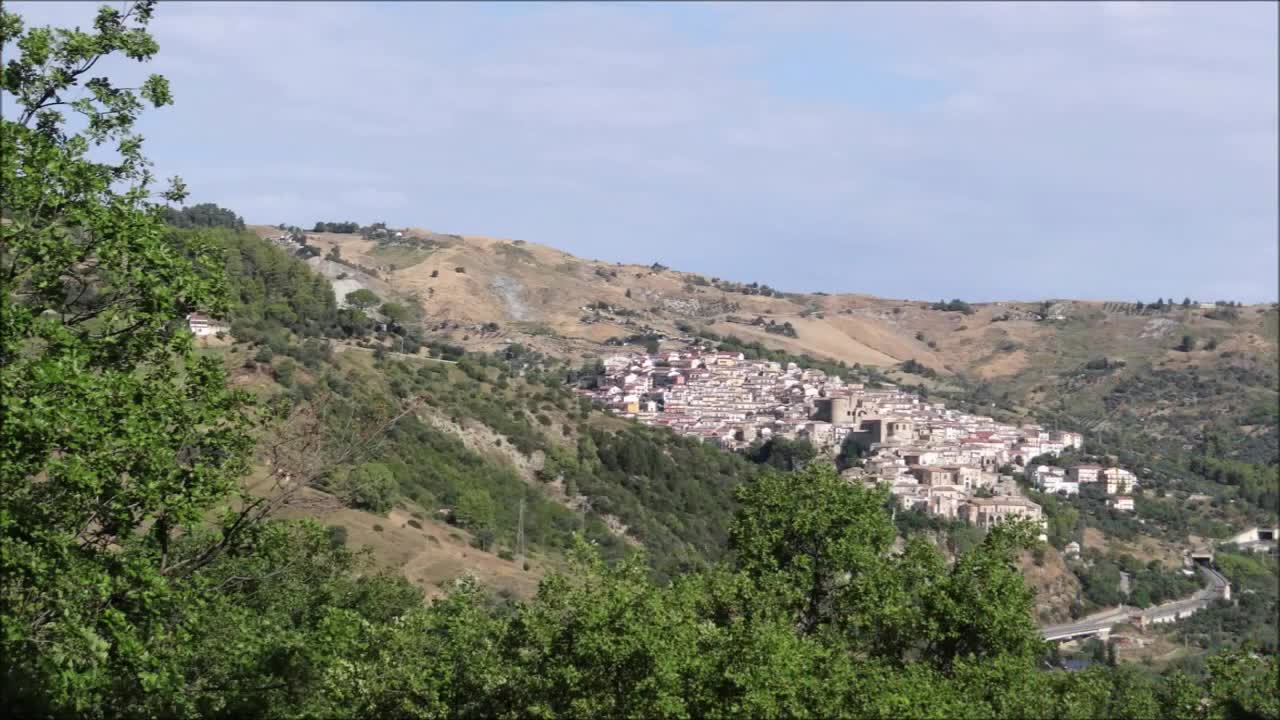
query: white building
[
  {"left": 1102, "top": 467, "right": 1138, "bottom": 495},
  {"left": 187, "top": 313, "right": 229, "bottom": 337},
  {"left": 1028, "top": 465, "right": 1079, "bottom": 495},
  {"left": 1109, "top": 496, "right": 1135, "bottom": 512},
  {"left": 1068, "top": 464, "right": 1104, "bottom": 484}
]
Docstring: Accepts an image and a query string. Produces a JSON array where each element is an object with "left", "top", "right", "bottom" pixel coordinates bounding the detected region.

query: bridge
[
  {"left": 1041, "top": 565, "right": 1230, "bottom": 642},
  {"left": 1041, "top": 606, "right": 1135, "bottom": 642}
]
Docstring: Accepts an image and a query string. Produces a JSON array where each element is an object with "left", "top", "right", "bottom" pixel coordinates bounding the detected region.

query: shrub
[
  {"left": 273, "top": 359, "right": 296, "bottom": 386},
  {"left": 471, "top": 528, "right": 495, "bottom": 552},
  {"left": 932, "top": 298, "right": 974, "bottom": 315}
]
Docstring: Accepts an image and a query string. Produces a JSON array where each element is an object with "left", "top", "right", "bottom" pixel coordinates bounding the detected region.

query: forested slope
[{"left": 175, "top": 223, "right": 759, "bottom": 580}]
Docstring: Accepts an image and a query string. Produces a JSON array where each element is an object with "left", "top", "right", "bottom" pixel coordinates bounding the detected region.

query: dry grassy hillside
[{"left": 251, "top": 225, "right": 1276, "bottom": 396}]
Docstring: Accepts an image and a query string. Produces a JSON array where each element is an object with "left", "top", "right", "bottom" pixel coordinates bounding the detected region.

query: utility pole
[{"left": 516, "top": 497, "right": 526, "bottom": 564}]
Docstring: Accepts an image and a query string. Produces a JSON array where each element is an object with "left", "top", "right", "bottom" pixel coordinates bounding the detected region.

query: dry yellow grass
[
  {"left": 248, "top": 226, "right": 1276, "bottom": 390},
  {"left": 273, "top": 487, "right": 547, "bottom": 600}
]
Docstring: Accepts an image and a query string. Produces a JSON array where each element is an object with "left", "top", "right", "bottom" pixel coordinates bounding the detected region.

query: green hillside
[{"left": 188, "top": 224, "right": 760, "bottom": 581}]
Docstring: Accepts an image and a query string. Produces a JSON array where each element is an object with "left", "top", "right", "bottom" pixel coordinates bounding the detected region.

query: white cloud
[{"left": 7, "top": 0, "right": 1276, "bottom": 301}]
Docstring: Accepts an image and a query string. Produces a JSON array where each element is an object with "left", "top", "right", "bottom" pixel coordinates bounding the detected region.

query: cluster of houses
[
  {"left": 1026, "top": 464, "right": 1138, "bottom": 511},
  {"left": 579, "top": 347, "right": 1143, "bottom": 534}
]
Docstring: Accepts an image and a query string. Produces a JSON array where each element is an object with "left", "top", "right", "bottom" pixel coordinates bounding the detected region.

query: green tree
[
  {"left": 345, "top": 288, "right": 381, "bottom": 311},
  {"left": 1045, "top": 502, "right": 1080, "bottom": 549},
  {"left": 454, "top": 487, "right": 496, "bottom": 531},
  {"left": 746, "top": 436, "right": 817, "bottom": 471},
  {"left": 1, "top": 2, "right": 258, "bottom": 711},
  {"left": 380, "top": 301, "right": 410, "bottom": 324},
  {"left": 730, "top": 463, "right": 897, "bottom": 634},
  {"left": 340, "top": 462, "right": 397, "bottom": 513}
]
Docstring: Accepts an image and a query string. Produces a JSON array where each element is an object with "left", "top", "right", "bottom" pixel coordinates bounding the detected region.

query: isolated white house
[{"left": 187, "top": 313, "right": 229, "bottom": 337}]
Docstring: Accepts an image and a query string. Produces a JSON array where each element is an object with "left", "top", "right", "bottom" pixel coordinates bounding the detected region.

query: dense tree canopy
[
  {"left": 163, "top": 202, "right": 245, "bottom": 230},
  {"left": 312, "top": 220, "right": 360, "bottom": 233}
]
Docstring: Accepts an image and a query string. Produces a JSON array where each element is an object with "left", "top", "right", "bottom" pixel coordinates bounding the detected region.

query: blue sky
[{"left": 7, "top": 1, "right": 1278, "bottom": 302}]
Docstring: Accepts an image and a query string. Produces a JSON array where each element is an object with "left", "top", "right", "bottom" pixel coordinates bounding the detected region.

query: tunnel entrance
[{"left": 1190, "top": 552, "right": 1214, "bottom": 567}]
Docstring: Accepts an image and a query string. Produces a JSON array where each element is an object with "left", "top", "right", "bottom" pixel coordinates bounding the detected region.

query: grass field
[{"left": 369, "top": 244, "right": 434, "bottom": 269}]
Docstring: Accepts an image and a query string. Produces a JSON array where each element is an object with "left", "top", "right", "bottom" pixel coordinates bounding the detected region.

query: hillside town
[{"left": 579, "top": 347, "right": 1141, "bottom": 533}]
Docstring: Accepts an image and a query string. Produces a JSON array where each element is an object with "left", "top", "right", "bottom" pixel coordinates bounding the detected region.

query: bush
[
  {"left": 372, "top": 524, "right": 384, "bottom": 533},
  {"left": 932, "top": 298, "right": 974, "bottom": 315},
  {"left": 273, "top": 359, "right": 296, "bottom": 386},
  {"left": 471, "top": 528, "right": 496, "bottom": 552},
  {"left": 326, "top": 524, "right": 348, "bottom": 548}
]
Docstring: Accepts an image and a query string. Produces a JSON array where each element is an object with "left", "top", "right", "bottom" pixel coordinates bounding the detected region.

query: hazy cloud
[{"left": 8, "top": 1, "right": 1276, "bottom": 301}]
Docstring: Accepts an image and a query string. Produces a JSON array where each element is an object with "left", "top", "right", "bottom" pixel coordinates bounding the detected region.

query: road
[
  {"left": 1041, "top": 565, "right": 1230, "bottom": 641},
  {"left": 1042, "top": 605, "right": 1137, "bottom": 641}
]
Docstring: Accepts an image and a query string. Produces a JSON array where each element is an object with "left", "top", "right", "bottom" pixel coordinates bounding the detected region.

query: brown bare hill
[{"left": 252, "top": 224, "right": 1275, "bottom": 372}]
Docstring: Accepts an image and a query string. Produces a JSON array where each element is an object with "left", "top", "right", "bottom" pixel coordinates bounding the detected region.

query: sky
[{"left": 7, "top": 1, "right": 1278, "bottom": 303}]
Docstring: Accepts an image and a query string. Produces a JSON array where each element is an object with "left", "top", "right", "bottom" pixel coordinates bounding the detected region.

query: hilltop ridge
[{"left": 252, "top": 223, "right": 1275, "bottom": 373}]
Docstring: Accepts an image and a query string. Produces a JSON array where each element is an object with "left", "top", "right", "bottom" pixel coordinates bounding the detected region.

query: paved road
[
  {"left": 1141, "top": 566, "right": 1231, "bottom": 623},
  {"left": 1042, "top": 605, "right": 1137, "bottom": 641},
  {"left": 1041, "top": 566, "right": 1230, "bottom": 641}
]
